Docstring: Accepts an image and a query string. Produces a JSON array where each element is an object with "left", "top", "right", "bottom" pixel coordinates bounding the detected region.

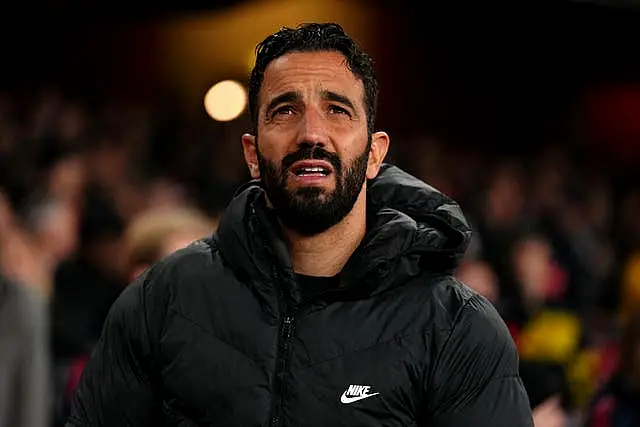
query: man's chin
[{"left": 291, "top": 187, "right": 332, "bottom": 204}]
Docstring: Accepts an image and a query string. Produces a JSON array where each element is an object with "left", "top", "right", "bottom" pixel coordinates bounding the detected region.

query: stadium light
[{"left": 204, "top": 80, "right": 247, "bottom": 122}]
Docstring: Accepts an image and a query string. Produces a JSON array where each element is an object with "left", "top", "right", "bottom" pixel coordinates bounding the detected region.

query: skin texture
[{"left": 242, "top": 51, "right": 389, "bottom": 276}]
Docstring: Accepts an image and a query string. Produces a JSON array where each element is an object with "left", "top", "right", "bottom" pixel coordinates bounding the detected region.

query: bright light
[{"left": 204, "top": 80, "right": 247, "bottom": 121}]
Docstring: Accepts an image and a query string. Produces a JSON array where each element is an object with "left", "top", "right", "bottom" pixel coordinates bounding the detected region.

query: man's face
[{"left": 247, "top": 51, "right": 372, "bottom": 236}]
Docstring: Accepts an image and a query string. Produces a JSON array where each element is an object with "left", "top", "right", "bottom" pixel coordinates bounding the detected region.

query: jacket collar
[{"left": 216, "top": 163, "right": 472, "bottom": 298}]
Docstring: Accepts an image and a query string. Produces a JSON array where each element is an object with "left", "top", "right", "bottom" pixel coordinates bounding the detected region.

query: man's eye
[
  {"left": 329, "top": 105, "right": 350, "bottom": 116},
  {"left": 273, "top": 106, "right": 295, "bottom": 117}
]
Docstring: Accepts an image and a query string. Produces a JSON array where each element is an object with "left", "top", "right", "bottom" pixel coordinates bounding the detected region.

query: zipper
[
  {"left": 270, "top": 312, "right": 295, "bottom": 427},
  {"left": 252, "top": 206, "right": 299, "bottom": 427},
  {"left": 270, "top": 285, "right": 344, "bottom": 426},
  {"left": 269, "top": 287, "right": 350, "bottom": 426},
  {"left": 268, "top": 275, "right": 350, "bottom": 426}
]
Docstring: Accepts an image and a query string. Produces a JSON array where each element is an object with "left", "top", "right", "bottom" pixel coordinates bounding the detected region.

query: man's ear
[
  {"left": 366, "top": 131, "right": 390, "bottom": 179},
  {"left": 242, "top": 134, "right": 260, "bottom": 179}
]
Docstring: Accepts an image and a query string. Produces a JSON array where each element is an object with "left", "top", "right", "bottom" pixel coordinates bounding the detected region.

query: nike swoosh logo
[{"left": 340, "top": 391, "right": 380, "bottom": 404}]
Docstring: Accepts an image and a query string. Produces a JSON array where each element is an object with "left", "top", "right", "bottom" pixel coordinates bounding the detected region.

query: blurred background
[{"left": 1, "top": 0, "right": 640, "bottom": 426}]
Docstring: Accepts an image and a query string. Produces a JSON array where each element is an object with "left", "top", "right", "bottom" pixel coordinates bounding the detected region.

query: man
[{"left": 67, "top": 23, "right": 533, "bottom": 426}]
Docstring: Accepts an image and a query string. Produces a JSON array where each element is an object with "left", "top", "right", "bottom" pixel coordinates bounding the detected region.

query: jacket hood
[{"left": 216, "top": 163, "right": 472, "bottom": 297}]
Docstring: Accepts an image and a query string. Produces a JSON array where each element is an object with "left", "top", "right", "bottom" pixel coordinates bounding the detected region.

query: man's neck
[{"left": 283, "top": 192, "right": 367, "bottom": 277}]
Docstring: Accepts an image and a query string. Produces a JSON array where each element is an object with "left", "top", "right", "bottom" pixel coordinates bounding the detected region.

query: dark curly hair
[{"left": 249, "top": 23, "right": 378, "bottom": 136}]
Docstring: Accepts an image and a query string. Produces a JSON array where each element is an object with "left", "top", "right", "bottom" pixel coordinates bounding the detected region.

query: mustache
[{"left": 281, "top": 146, "right": 341, "bottom": 173}]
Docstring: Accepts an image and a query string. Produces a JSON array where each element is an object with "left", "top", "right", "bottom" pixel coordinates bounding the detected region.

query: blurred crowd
[
  {"left": 0, "top": 88, "right": 223, "bottom": 426},
  {"left": 397, "top": 137, "right": 640, "bottom": 425},
  {"left": 1, "top": 87, "right": 639, "bottom": 427}
]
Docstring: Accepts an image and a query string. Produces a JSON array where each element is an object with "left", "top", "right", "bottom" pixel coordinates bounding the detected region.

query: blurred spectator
[
  {"left": 455, "top": 259, "right": 499, "bottom": 304},
  {"left": 520, "top": 360, "right": 571, "bottom": 427},
  {"left": 471, "top": 161, "right": 535, "bottom": 309},
  {"left": 585, "top": 310, "right": 640, "bottom": 426},
  {"left": 620, "top": 253, "right": 640, "bottom": 324},
  {"left": 54, "top": 203, "right": 216, "bottom": 425},
  {"left": 617, "top": 190, "right": 640, "bottom": 258},
  {"left": 530, "top": 148, "right": 569, "bottom": 216},
  {"left": 0, "top": 188, "right": 60, "bottom": 297},
  {"left": 507, "top": 234, "right": 582, "bottom": 366},
  {"left": 0, "top": 274, "right": 50, "bottom": 427},
  {"left": 124, "top": 206, "right": 217, "bottom": 280},
  {"left": 50, "top": 187, "right": 127, "bottom": 426},
  {"left": 52, "top": 187, "right": 126, "bottom": 361},
  {"left": 512, "top": 234, "right": 567, "bottom": 311},
  {"left": 47, "top": 153, "right": 86, "bottom": 205}
]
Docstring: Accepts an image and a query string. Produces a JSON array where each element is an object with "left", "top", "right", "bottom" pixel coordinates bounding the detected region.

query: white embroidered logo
[{"left": 340, "top": 384, "right": 380, "bottom": 404}]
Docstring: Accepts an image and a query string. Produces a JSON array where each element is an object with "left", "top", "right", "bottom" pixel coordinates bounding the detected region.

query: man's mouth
[
  {"left": 290, "top": 161, "right": 334, "bottom": 177},
  {"left": 295, "top": 166, "right": 330, "bottom": 176}
]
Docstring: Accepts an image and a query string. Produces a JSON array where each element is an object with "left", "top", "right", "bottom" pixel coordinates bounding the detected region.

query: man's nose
[{"left": 296, "top": 106, "right": 329, "bottom": 147}]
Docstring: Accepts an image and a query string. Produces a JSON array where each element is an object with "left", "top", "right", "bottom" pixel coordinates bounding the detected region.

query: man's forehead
[
  {"left": 260, "top": 51, "right": 365, "bottom": 103},
  {"left": 266, "top": 50, "right": 351, "bottom": 73}
]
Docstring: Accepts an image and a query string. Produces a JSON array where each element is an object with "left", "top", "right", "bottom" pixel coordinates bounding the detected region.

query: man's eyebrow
[
  {"left": 265, "top": 91, "right": 300, "bottom": 116},
  {"left": 322, "top": 90, "right": 358, "bottom": 114}
]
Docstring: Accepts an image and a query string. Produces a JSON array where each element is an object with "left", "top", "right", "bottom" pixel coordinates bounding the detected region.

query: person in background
[
  {"left": 618, "top": 252, "right": 640, "bottom": 326},
  {"left": 58, "top": 205, "right": 217, "bottom": 424},
  {"left": 0, "top": 274, "right": 50, "bottom": 427},
  {"left": 586, "top": 309, "right": 640, "bottom": 427},
  {"left": 0, "top": 188, "right": 52, "bottom": 427},
  {"left": 520, "top": 360, "right": 571, "bottom": 427},
  {"left": 124, "top": 206, "right": 218, "bottom": 280},
  {"left": 51, "top": 187, "right": 127, "bottom": 426},
  {"left": 52, "top": 187, "right": 127, "bottom": 362},
  {"left": 455, "top": 258, "right": 500, "bottom": 305},
  {"left": 505, "top": 233, "right": 581, "bottom": 361}
]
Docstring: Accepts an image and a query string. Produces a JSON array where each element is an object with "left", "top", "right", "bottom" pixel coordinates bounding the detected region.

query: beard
[{"left": 257, "top": 143, "right": 369, "bottom": 236}]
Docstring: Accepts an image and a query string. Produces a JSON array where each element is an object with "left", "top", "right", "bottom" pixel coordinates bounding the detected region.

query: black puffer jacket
[{"left": 67, "top": 164, "right": 533, "bottom": 427}]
